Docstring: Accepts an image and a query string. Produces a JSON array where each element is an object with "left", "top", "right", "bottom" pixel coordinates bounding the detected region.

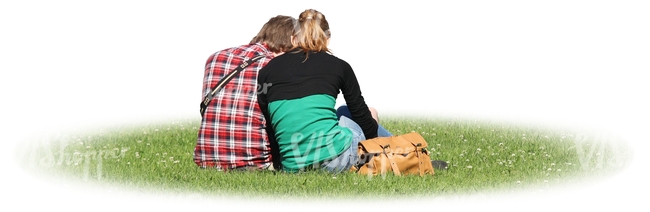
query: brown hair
[
  {"left": 294, "top": 9, "right": 331, "bottom": 55},
  {"left": 250, "top": 15, "right": 296, "bottom": 53}
]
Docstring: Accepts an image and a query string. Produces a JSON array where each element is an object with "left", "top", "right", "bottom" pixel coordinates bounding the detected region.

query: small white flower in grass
[
  {"left": 551, "top": 163, "right": 556, "bottom": 166},
  {"left": 332, "top": 176, "right": 337, "bottom": 179},
  {"left": 477, "top": 148, "right": 481, "bottom": 152},
  {"left": 137, "top": 140, "right": 142, "bottom": 143},
  {"left": 173, "top": 160, "right": 180, "bottom": 163},
  {"left": 467, "top": 165, "right": 473, "bottom": 169},
  {"left": 547, "top": 168, "right": 552, "bottom": 171},
  {"left": 499, "top": 143, "right": 504, "bottom": 146},
  {"left": 127, "top": 162, "right": 131, "bottom": 165}
]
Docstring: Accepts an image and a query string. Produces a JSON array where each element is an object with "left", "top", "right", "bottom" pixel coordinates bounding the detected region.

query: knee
[{"left": 369, "top": 107, "right": 379, "bottom": 123}]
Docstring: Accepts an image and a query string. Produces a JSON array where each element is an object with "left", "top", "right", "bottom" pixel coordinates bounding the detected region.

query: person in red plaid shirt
[{"left": 194, "top": 15, "right": 296, "bottom": 171}]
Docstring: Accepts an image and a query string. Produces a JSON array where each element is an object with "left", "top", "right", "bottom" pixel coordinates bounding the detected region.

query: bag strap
[
  {"left": 416, "top": 143, "right": 426, "bottom": 176},
  {"left": 199, "top": 54, "right": 265, "bottom": 117},
  {"left": 381, "top": 144, "right": 402, "bottom": 176}
]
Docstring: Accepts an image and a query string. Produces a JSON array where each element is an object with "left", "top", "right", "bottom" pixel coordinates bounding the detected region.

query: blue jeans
[
  {"left": 321, "top": 106, "right": 393, "bottom": 173},
  {"left": 321, "top": 116, "right": 364, "bottom": 173},
  {"left": 335, "top": 105, "right": 392, "bottom": 137}
]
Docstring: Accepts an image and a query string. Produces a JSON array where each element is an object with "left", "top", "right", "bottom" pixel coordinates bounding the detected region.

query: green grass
[{"left": 16, "top": 116, "right": 632, "bottom": 200}]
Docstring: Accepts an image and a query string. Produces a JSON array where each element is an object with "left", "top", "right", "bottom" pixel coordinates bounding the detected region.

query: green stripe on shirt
[{"left": 268, "top": 94, "right": 353, "bottom": 172}]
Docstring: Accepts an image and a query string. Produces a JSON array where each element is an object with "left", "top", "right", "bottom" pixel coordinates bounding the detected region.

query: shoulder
[
  {"left": 211, "top": 43, "right": 273, "bottom": 60},
  {"left": 237, "top": 43, "right": 274, "bottom": 59},
  {"left": 317, "top": 52, "right": 349, "bottom": 65},
  {"left": 321, "top": 52, "right": 352, "bottom": 71}
]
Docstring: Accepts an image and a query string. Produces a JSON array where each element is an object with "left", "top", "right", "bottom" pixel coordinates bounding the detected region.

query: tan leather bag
[{"left": 351, "top": 132, "right": 435, "bottom": 176}]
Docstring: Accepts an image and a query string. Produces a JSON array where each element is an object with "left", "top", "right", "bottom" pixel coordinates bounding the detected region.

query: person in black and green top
[{"left": 257, "top": 9, "right": 387, "bottom": 173}]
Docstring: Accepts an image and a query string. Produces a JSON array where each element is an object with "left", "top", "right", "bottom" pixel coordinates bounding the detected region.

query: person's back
[
  {"left": 194, "top": 15, "right": 295, "bottom": 171},
  {"left": 257, "top": 9, "right": 378, "bottom": 173}
]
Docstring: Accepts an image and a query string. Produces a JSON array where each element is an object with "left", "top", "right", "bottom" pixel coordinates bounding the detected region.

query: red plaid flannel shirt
[{"left": 194, "top": 43, "right": 274, "bottom": 170}]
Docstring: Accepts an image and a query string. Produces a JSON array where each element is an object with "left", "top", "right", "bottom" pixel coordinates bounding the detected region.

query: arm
[
  {"left": 202, "top": 53, "right": 217, "bottom": 101},
  {"left": 340, "top": 61, "right": 379, "bottom": 139}
]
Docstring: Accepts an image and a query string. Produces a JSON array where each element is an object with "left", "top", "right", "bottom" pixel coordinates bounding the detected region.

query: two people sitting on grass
[{"left": 195, "top": 9, "right": 444, "bottom": 173}]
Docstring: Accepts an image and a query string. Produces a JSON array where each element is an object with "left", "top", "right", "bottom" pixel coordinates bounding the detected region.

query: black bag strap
[{"left": 200, "top": 54, "right": 265, "bottom": 117}]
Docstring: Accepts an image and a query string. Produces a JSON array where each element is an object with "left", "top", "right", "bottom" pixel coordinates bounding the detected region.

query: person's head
[
  {"left": 250, "top": 15, "right": 296, "bottom": 53},
  {"left": 293, "top": 9, "right": 331, "bottom": 54}
]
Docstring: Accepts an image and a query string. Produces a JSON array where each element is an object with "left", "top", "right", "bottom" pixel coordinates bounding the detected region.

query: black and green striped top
[{"left": 257, "top": 50, "right": 378, "bottom": 172}]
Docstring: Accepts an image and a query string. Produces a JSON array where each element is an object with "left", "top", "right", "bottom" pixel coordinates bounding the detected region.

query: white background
[{"left": 1, "top": 0, "right": 648, "bottom": 211}]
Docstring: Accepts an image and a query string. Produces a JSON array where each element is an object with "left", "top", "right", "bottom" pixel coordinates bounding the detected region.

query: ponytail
[{"left": 294, "top": 9, "right": 331, "bottom": 58}]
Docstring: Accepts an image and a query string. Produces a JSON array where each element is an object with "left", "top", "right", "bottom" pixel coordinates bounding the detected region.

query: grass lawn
[{"left": 16, "top": 115, "right": 632, "bottom": 200}]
